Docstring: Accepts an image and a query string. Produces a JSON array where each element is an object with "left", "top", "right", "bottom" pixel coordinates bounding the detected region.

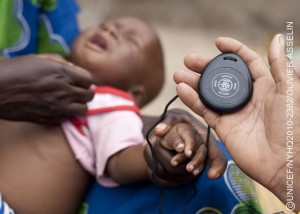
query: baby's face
[{"left": 71, "top": 16, "right": 158, "bottom": 90}]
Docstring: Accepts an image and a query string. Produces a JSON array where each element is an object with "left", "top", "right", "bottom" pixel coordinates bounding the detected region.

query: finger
[
  {"left": 186, "top": 144, "right": 207, "bottom": 175},
  {"left": 176, "top": 82, "right": 221, "bottom": 129},
  {"left": 157, "top": 124, "right": 188, "bottom": 152},
  {"left": 206, "top": 139, "right": 228, "bottom": 179},
  {"left": 37, "top": 54, "right": 64, "bottom": 60},
  {"left": 39, "top": 54, "right": 94, "bottom": 89},
  {"left": 268, "top": 34, "right": 299, "bottom": 92},
  {"left": 173, "top": 70, "right": 200, "bottom": 91},
  {"left": 66, "top": 102, "right": 89, "bottom": 116},
  {"left": 46, "top": 102, "right": 89, "bottom": 120},
  {"left": 62, "top": 64, "right": 93, "bottom": 89},
  {"left": 215, "top": 37, "right": 272, "bottom": 81},
  {"left": 153, "top": 142, "right": 189, "bottom": 175},
  {"left": 144, "top": 141, "right": 183, "bottom": 174},
  {"left": 154, "top": 109, "right": 191, "bottom": 138},
  {"left": 70, "top": 85, "right": 94, "bottom": 103},
  {"left": 160, "top": 137, "right": 185, "bottom": 152},
  {"left": 171, "top": 153, "right": 189, "bottom": 166},
  {"left": 153, "top": 122, "right": 172, "bottom": 137},
  {"left": 207, "top": 155, "right": 227, "bottom": 179},
  {"left": 179, "top": 125, "right": 204, "bottom": 157},
  {"left": 268, "top": 34, "right": 288, "bottom": 83},
  {"left": 183, "top": 54, "right": 211, "bottom": 73},
  {"left": 38, "top": 54, "right": 83, "bottom": 73},
  {"left": 144, "top": 138, "right": 194, "bottom": 176}
]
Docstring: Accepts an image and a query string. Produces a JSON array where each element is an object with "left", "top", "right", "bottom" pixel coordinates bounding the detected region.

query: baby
[
  {"left": 0, "top": 16, "right": 207, "bottom": 214},
  {"left": 63, "top": 15, "right": 206, "bottom": 186}
]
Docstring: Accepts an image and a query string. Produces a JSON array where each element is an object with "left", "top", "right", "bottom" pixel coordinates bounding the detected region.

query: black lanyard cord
[
  {"left": 145, "top": 95, "right": 179, "bottom": 185},
  {"left": 145, "top": 94, "right": 211, "bottom": 214}
]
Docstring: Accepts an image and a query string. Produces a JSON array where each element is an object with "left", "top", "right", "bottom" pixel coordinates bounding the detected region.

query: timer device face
[{"left": 198, "top": 53, "right": 253, "bottom": 113}]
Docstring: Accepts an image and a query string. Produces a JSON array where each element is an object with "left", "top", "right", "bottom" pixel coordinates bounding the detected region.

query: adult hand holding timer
[{"left": 174, "top": 34, "right": 300, "bottom": 211}]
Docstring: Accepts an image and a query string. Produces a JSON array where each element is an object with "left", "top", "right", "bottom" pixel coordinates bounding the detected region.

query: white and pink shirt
[{"left": 62, "top": 86, "right": 144, "bottom": 187}]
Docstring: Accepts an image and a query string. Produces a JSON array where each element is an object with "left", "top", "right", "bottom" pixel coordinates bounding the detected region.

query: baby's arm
[
  {"left": 106, "top": 143, "right": 148, "bottom": 184},
  {"left": 88, "top": 110, "right": 147, "bottom": 186},
  {"left": 90, "top": 112, "right": 206, "bottom": 185},
  {"left": 94, "top": 119, "right": 207, "bottom": 185},
  {"left": 106, "top": 123, "right": 207, "bottom": 185},
  {"left": 159, "top": 123, "right": 207, "bottom": 176}
]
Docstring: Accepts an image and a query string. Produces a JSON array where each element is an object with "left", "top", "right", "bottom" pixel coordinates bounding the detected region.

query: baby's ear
[{"left": 128, "top": 85, "right": 146, "bottom": 107}]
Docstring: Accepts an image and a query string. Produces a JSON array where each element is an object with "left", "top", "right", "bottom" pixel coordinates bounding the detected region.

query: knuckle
[
  {"left": 48, "top": 105, "right": 66, "bottom": 118},
  {"left": 78, "top": 105, "right": 88, "bottom": 115}
]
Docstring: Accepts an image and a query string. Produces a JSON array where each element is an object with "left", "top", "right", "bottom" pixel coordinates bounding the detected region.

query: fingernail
[
  {"left": 278, "top": 34, "right": 285, "bottom": 48},
  {"left": 193, "top": 169, "right": 200, "bottom": 175},
  {"left": 210, "top": 169, "right": 220, "bottom": 179},
  {"left": 187, "top": 165, "right": 194, "bottom": 171},
  {"left": 188, "top": 150, "right": 192, "bottom": 157},
  {"left": 156, "top": 123, "right": 168, "bottom": 131},
  {"left": 172, "top": 161, "right": 178, "bottom": 166},
  {"left": 150, "top": 135, "right": 156, "bottom": 142},
  {"left": 66, "top": 61, "right": 75, "bottom": 67},
  {"left": 177, "top": 143, "right": 184, "bottom": 150}
]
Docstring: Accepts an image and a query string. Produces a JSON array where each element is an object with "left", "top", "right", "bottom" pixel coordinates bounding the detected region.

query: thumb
[
  {"left": 153, "top": 122, "right": 171, "bottom": 137},
  {"left": 268, "top": 34, "right": 294, "bottom": 92}
]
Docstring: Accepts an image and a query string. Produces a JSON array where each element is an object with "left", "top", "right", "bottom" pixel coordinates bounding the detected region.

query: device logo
[{"left": 212, "top": 72, "right": 239, "bottom": 98}]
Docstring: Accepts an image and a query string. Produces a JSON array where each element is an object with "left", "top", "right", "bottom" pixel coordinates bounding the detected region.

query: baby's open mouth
[{"left": 86, "top": 33, "right": 108, "bottom": 52}]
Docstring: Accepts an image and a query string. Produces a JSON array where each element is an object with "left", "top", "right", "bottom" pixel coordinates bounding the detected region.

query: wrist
[
  {"left": 268, "top": 153, "right": 300, "bottom": 212},
  {"left": 142, "top": 142, "right": 153, "bottom": 180}
]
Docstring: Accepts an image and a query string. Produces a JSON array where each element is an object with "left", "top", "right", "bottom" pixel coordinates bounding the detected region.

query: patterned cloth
[
  {"left": 0, "top": 0, "right": 80, "bottom": 59},
  {"left": 0, "top": 194, "right": 14, "bottom": 214},
  {"left": 0, "top": 2, "right": 264, "bottom": 212},
  {"left": 80, "top": 141, "right": 263, "bottom": 214}
]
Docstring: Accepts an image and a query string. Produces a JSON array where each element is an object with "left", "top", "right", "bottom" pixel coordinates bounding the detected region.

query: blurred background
[
  {"left": 78, "top": 0, "right": 300, "bottom": 116},
  {"left": 77, "top": 1, "right": 300, "bottom": 213}
]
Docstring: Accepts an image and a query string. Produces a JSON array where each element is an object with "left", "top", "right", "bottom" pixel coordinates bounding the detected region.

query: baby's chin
[{"left": 69, "top": 51, "right": 92, "bottom": 71}]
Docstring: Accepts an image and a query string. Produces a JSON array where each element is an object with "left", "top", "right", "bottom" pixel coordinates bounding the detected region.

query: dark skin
[
  {"left": 0, "top": 55, "right": 94, "bottom": 124},
  {"left": 143, "top": 108, "right": 227, "bottom": 187},
  {"left": 0, "top": 117, "right": 216, "bottom": 214},
  {"left": 174, "top": 35, "right": 300, "bottom": 211},
  {"left": 0, "top": 56, "right": 93, "bottom": 213},
  {"left": 0, "top": 56, "right": 227, "bottom": 213},
  {"left": 106, "top": 122, "right": 207, "bottom": 185},
  {"left": 0, "top": 120, "right": 92, "bottom": 214},
  {"left": 54, "top": 15, "right": 226, "bottom": 186}
]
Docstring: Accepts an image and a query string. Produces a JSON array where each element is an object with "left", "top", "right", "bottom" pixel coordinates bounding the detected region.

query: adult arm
[
  {"left": 0, "top": 55, "right": 94, "bottom": 123},
  {"left": 174, "top": 34, "right": 300, "bottom": 211}
]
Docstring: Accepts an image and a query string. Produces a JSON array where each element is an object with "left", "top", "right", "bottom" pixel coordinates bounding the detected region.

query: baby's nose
[{"left": 101, "top": 23, "right": 118, "bottom": 39}]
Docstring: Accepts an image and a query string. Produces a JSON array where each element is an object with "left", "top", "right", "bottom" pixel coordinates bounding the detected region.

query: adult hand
[
  {"left": 174, "top": 34, "right": 300, "bottom": 209},
  {"left": 0, "top": 55, "right": 94, "bottom": 123},
  {"left": 143, "top": 108, "right": 227, "bottom": 187}
]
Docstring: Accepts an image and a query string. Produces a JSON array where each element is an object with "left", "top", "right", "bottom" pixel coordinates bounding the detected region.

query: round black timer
[{"left": 198, "top": 53, "right": 253, "bottom": 113}]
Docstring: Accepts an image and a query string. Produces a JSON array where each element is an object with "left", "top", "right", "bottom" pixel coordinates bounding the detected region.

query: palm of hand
[
  {"left": 174, "top": 35, "right": 300, "bottom": 199},
  {"left": 216, "top": 76, "right": 286, "bottom": 190}
]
